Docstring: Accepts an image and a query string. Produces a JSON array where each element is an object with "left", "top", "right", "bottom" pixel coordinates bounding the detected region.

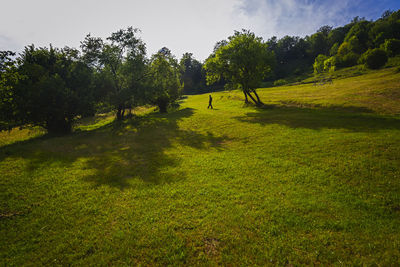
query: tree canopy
[{"left": 204, "top": 30, "right": 275, "bottom": 106}]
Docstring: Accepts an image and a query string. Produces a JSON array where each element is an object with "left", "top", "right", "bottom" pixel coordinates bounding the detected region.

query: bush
[
  {"left": 382, "top": 39, "right": 400, "bottom": 57},
  {"left": 361, "top": 48, "right": 388, "bottom": 69},
  {"left": 313, "top": 54, "right": 328, "bottom": 74},
  {"left": 273, "top": 79, "right": 287, "bottom": 86},
  {"left": 323, "top": 56, "right": 337, "bottom": 72},
  {"left": 339, "top": 52, "right": 360, "bottom": 67}
]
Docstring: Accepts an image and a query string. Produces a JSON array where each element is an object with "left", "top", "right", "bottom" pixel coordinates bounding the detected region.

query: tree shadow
[
  {"left": 234, "top": 105, "right": 400, "bottom": 132},
  {"left": 1, "top": 108, "right": 232, "bottom": 189}
]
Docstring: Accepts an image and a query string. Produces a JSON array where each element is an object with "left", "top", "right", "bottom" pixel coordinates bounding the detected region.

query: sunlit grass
[{"left": 1, "top": 67, "right": 400, "bottom": 265}]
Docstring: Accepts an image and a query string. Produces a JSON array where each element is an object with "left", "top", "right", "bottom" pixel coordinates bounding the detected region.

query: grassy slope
[{"left": 1, "top": 67, "right": 400, "bottom": 265}]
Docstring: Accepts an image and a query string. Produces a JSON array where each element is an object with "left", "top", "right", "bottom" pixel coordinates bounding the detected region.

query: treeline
[
  {"left": 0, "top": 28, "right": 183, "bottom": 133},
  {"left": 183, "top": 9, "right": 400, "bottom": 90}
]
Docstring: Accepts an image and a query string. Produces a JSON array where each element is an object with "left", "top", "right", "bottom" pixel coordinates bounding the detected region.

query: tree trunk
[
  {"left": 243, "top": 91, "right": 249, "bottom": 103},
  {"left": 245, "top": 89, "right": 259, "bottom": 105},
  {"left": 251, "top": 89, "right": 263, "bottom": 106},
  {"left": 116, "top": 104, "right": 124, "bottom": 120},
  {"left": 158, "top": 103, "right": 168, "bottom": 113}
]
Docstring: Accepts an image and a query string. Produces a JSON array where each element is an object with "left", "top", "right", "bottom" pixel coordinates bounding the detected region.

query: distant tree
[
  {"left": 313, "top": 54, "right": 329, "bottom": 74},
  {"left": 370, "top": 10, "right": 400, "bottom": 46},
  {"left": 381, "top": 10, "right": 394, "bottom": 20},
  {"left": 212, "top": 40, "right": 228, "bottom": 54},
  {"left": 81, "top": 27, "right": 147, "bottom": 120},
  {"left": 317, "top": 25, "right": 333, "bottom": 37},
  {"left": 179, "top": 52, "right": 204, "bottom": 94},
  {"left": 308, "top": 32, "right": 330, "bottom": 57},
  {"left": 0, "top": 45, "right": 96, "bottom": 134},
  {"left": 382, "top": 39, "right": 400, "bottom": 56},
  {"left": 327, "top": 27, "right": 348, "bottom": 48},
  {"left": 330, "top": 43, "right": 340, "bottom": 56},
  {"left": 204, "top": 30, "right": 275, "bottom": 106},
  {"left": 323, "top": 56, "right": 337, "bottom": 72},
  {"left": 360, "top": 48, "right": 388, "bottom": 69},
  {"left": 0, "top": 51, "right": 20, "bottom": 130},
  {"left": 336, "top": 42, "right": 360, "bottom": 67},
  {"left": 148, "top": 47, "right": 182, "bottom": 113},
  {"left": 344, "top": 20, "right": 372, "bottom": 53}
]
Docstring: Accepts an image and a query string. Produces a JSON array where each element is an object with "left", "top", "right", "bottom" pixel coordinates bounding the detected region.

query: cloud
[
  {"left": 233, "top": 0, "right": 397, "bottom": 39},
  {"left": 0, "top": 35, "right": 23, "bottom": 52},
  {"left": 0, "top": 0, "right": 398, "bottom": 61}
]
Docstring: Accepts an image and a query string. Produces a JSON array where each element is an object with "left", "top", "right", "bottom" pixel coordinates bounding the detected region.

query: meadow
[{"left": 1, "top": 67, "right": 400, "bottom": 265}]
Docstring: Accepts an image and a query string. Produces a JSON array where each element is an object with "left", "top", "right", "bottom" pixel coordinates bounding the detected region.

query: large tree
[
  {"left": 0, "top": 45, "right": 95, "bottom": 134},
  {"left": 0, "top": 51, "right": 20, "bottom": 130},
  {"left": 81, "top": 27, "right": 147, "bottom": 120},
  {"left": 147, "top": 47, "right": 182, "bottom": 113},
  {"left": 179, "top": 52, "right": 204, "bottom": 94},
  {"left": 204, "top": 30, "right": 275, "bottom": 106}
]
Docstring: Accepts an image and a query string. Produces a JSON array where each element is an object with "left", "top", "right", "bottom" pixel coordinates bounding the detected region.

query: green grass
[{"left": 1, "top": 67, "right": 400, "bottom": 265}]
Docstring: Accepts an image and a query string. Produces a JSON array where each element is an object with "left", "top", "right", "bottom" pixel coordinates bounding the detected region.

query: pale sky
[{"left": 1, "top": 0, "right": 399, "bottom": 61}]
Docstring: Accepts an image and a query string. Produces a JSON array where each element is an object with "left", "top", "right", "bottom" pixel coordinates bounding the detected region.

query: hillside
[{"left": 1, "top": 67, "right": 400, "bottom": 265}]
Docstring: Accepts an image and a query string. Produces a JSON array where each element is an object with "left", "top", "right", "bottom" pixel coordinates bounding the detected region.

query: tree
[
  {"left": 1, "top": 45, "right": 96, "bottom": 134},
  {"left": 81, "top": 27, "right": 147, "bottom": 120},
  {"left": 147, "top": 47, "right": 182, "bottom": 113},
  {"left": 382, "top": 39, "right": 400, "bottom": 57},
  {"left": 309, "top": 32, "right": 330, "bottom": 57},
  {"left": 0, "top": 51, "right": 20, "bottom": 130},
  {"left": 360, "top": 48, "right": 388, "bottom": 69},
  {"left": 179, "top": 52, "right": 204, "bottom": 94},
  {"left": 344, "top": 20, "right": 372, "bottom": 53},
  {"left": 204, "top": 30, "right": 275, "bottom": 106},
  {"left": 313, "top": 54, "right": 328, "bottom": 74}
]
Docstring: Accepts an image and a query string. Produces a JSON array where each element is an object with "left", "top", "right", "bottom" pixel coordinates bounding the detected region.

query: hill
[{"left": 1, "top": 67, "right": 400, "bottom": 265}]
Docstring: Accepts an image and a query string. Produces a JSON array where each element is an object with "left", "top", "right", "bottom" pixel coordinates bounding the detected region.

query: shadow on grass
[
  {"left": 234, "top": 104, "right": 400, "bottom": 132},
  {"left": 0, "top": 108, "right": 231, "bottom": 189}
]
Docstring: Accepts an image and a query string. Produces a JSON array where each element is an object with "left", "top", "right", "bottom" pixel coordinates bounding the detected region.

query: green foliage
[
  {"left": 361, "top": 48, "right": 388, "bottom": 69},
  {"left": 369, "top": 10, "right": 400, "bottom": 46},
  {"left": 1, "top": 46, "right": 96, "bottom": 134},
  {"left": 329, "top": 42, "right": 340, "bottom": 56},
  {"left": 323, "top": 56, "right": 337, "bottom": 72},
  {"left": 344, "top": 20, "right": 372, "bottom": 53},
  {"left": 267, "top": 36, "right": 310, "bottom": 79},
  {"left": 148, "top": 47, "right": 182, "bottom": 113},
  {"left": 179, "top": 53, "right": 206, "bottom": 94},
  {"left": 308, "top": 32, "right": 329, "bottom": 57},
  {"left": 81, "top": 27, "right": 147, "bottom": 120},
  {"left": 337, "top": 41, "right": 351, "bottom": 56},
  {"left": 0, "top": 51, "right": 20, "bottom": 130},
  {"left": 327, "top": 27, "right": 348, "bottom": 48},
  {"left": 273, "top": 79, "right": 287, "bottom": 86},
  {"left": 340, "top": 52, "right": 360, "bottom": 67},
  {"left": 204, "top": 29, "right": 275, "bottom": 105},
  {"left": 382, "top": 38, "right": 400, "bottom": 57},
  {"left": 313, "top": 54, "right": 328, "bottom": 74}
]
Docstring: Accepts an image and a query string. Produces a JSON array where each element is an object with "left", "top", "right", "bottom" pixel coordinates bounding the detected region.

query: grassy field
[{"left": 1, "top": 67, "right": 400, "bottom": 265}]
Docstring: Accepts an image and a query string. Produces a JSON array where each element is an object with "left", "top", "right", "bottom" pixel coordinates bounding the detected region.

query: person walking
[{"left": 207, "top": 94, "right": 213, "bottom": 109}]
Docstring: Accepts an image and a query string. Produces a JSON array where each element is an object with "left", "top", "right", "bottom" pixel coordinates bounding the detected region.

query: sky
[{"left": 1, "top": 0, "right": 399, "bottom": 61}]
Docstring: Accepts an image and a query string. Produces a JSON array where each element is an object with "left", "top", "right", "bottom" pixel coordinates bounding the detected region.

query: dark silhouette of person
[{"left": 208, "top": 95, "right": 213, "bottom": 109}]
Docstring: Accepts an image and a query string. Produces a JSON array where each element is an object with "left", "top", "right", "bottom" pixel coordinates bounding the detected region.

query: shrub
[
  {"left": 361, "top": 48, "right": 388, "bottom": 69},
  {"left": 323, "top": 56, "right": 337, "bottom": 72},
  {"left": 382, "top": 39, "right": 400, "bottom": 57},
  {"left": 273, "top": 79, "right": 287, "bottom": 86},
  {"left": 313, "top": 54, "right": 328, "bottom": 74},
  {"left": 339, "top": 52, "right": 360, "bottom": 67}
]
